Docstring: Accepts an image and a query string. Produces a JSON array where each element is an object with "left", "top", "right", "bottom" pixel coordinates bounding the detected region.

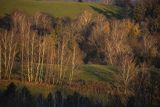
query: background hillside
[{"left": 0, "top": 0, "right": 124, "bottom": 18}]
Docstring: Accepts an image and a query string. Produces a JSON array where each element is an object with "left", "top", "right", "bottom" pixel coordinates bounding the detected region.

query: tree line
[
  {"left": 0, "top": 83, "right": 103, "bottom": 107},
  {"left": 0, "top": 11, "right": 83, "bottom": 84},
  {"left": 0, "top": 8, "right": 159, "bottom": 84},
  {"left": 0, "top": 82, "right": 159, "bottom": 107}
]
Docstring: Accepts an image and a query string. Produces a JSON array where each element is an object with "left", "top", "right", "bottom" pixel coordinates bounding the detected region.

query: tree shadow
[
  {"left": 83, "top": 66, "right": 113, "bottom": 82},
  {"left": 0, "top": 14, "right": 11, "bottom": 30},
  {"left": 90, "top": 5, "right": 125, "bottom": 19}
]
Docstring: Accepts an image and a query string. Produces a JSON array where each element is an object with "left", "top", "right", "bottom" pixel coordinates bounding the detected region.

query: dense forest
[{"left": 0, "top": 0, "right": 160, "bottom": 107}]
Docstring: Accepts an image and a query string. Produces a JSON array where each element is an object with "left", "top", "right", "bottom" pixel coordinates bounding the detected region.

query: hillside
[
  {"left": 76, "top": 64, "right": 116, "bottom": 82},
  {"left": 0, "top": 64, "right": 116, "bottom": 101},
  {"left": 0, "top": 0, "right": 160, "bottom": 106},
  {"left": 0, "top": 0, "right": 124, "bottom": 18}
]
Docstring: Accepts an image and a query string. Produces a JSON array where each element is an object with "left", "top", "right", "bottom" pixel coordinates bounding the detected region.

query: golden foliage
[
  {"left": 78, "top": 10, "right": 92, "bottom": 26},
  {"left": 125, "top": 19, "right": 141, "bottom": 37}
]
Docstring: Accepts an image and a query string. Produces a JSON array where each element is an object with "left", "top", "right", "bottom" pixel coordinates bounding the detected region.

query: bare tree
[
  {"left": 1, "top": 30, "right": 17, "bottom": 80},
  {"left": 69, "top": 36, "right": 82, "bottom": 83},
  {"left": 112, "top": 55, "right": 137, "bottom": 106},
  {"left": 78, "top": 10, "right": 92, "bottom": 27},
  {"left": 11, "top": 10, "right": 31, "bottom": 81},
  {"left": 34, "top": 36, "right": 47, "bottom": 83},
  {"left": 62, "top": 22, "right": 83, "bottom": 83},
  {"left": 59, "top": 31, "right": 70, "bottom": 83},
  {"left": 142, "top": 35, "right": 157, "bottom": 64},
  {"left": 104, "top": 19, "right": 132, "bottom": 65},
  {"left": 117, "top": 56, "right": 137, "bottom": 95},
  {"left": 33, "top": 12, "right": 52, "bottom": 83},
  {"left": 44, "top": 36, "right": 56, "bottom": 84},
  {"left": 39, "top": 37, "right": 46, "bottom": 83},
  {"left": 35, "top": 38, "right": 42, "bottom": 83}
]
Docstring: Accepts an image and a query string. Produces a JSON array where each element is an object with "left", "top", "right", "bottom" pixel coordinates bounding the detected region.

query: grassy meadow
[{"left": 0, "top": 0, "right": 124, "bottom": 18}]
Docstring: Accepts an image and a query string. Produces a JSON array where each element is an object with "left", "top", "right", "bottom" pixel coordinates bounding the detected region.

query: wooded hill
[{"left": 0, "top": 0, "right": 160, "bottom": 106}]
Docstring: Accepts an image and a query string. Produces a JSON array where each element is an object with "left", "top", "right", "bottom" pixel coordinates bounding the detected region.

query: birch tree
[
  {"left": 11, "top": 10, "right": 31, "bottom": 81},
  {"left": 117, "top": 56, "right": 137, "bottom": 95},
  {"left": 39, "top": 37, "right": 46, "bottom": 83},
  {"left": 44, "top": 36, "right": 56, "bottom": 84},
  {"left": 1, "top": 30, "right": 17, "bottom": 79},
  {"left": 34, "top": 37, "right": 47, "bottom": 83},
  {"left": 104, "top": 19, "right": 132, "bottom": 65},
  {"left": 35, "top": 38, "right": 42, "bottom": 83},
  {"left": 67, "top": 22, "right": 83, "bottom": 83}
]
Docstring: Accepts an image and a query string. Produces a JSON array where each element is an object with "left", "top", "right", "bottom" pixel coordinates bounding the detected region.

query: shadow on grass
[
  {"left": 90, "top": 5, "right": 125, "bottom": 19},
  {"left": 83, "top": 65, "right": 115, "bottom": 82}
]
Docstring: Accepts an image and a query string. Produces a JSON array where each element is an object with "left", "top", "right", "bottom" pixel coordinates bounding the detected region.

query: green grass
[
  {"left": 0, "top": 64, "right": 116, "bottom": 94},
  {"left": 0, "top": 0, "right": 124, "bottom": 18},
  {"left": 76, "top": 64, "right": 116, "bottom": 82},
  {"left": 15, "top": 64, "right": 116, "bottom": 83}
]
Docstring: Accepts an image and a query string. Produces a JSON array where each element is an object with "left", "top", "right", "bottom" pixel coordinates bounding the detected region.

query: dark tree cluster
[
  {"left": 134, "top": 0, "right": 160, "bottom": 32},
  {"left": 0, "top": 82, "right": 159, "bottom": 107},
  {"left": 0, "top": 83, "right": 103, "bottom": 107}
]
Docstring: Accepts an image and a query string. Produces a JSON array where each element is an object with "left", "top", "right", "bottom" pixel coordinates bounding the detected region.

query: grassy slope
[
  {"left": 76, "top": 64, "right": 116, "bottom": 82},
  {"left": 0, "top": 0, "right": 123, "bottom": 18},
  {"left": 0, "top": 64, "right": 116, "bottom": 95}
]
